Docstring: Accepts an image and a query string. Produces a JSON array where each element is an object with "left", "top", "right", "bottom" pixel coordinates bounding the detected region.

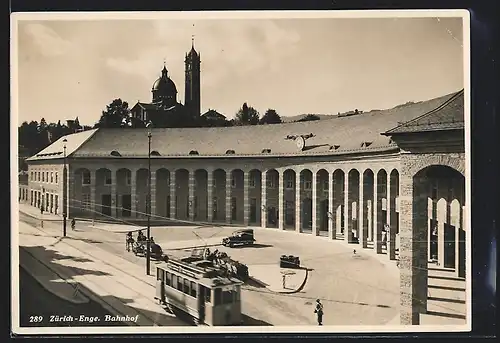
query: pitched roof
[
  {"left": 383, "top": 89, "right": 464, "bottom": 135},
  {"left": 202, "top": 109, "right": 226, "bottom": 119},
  {"left": 65, "top": 90, "right": 461, "bottom": 159},
  {"left": 26, "top": 129, "right": 98, "bottom": 162},
  {"left": 132, "top": 102, "right": 159, "bottom": 111}
]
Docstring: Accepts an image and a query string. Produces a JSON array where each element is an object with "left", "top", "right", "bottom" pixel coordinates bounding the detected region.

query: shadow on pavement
[
  {"left": 18, "top": 245, "right": 189, "bottom": 327},
  {"left": 241, "top": 314, "right": 273, "bottom": 326},
  {"left": 21, "top": 246, "right": 112, "bottom": 277}
]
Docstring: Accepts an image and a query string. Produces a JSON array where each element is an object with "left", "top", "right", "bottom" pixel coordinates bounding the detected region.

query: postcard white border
[{"left": 11, "top": 9, "right": 472, "bottom": 335}]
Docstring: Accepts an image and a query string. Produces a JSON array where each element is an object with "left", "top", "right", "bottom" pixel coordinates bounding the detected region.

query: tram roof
[
  {"left": 156, "top": 259, "right": 244, "bottom": 288},
  {"left": 27, "top": 89, "right": 464, "bottom": 161}
]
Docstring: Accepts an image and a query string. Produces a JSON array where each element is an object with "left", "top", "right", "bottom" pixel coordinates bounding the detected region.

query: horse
[{"left": 126, "top": 235, "right": 135, "bottom": 252}]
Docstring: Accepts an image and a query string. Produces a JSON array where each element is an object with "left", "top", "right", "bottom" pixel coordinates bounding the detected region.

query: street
[
  {"left": 17, "top": 211, "right": 401, "bottom": 326},
  {"left": 19, "top": 266, "right": 127, "bottom": 327}
]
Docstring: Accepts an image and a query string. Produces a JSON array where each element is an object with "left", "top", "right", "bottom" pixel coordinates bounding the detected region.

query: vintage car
[
  {"left": 280, "top": 254, "right": 301, "bottom": 268},
  {"left": 222, "top": 229, "right": 255, "bottom": 247}
]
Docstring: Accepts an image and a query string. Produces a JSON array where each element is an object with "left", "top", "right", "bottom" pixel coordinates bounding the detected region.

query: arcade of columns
[{"left": 53, "top": 154, "right": 465, "bottom": 325}]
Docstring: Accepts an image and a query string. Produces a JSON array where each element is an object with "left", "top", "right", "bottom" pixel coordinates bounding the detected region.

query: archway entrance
[
  {"left": 302, "top": 198, "right": 312, "bottom": 230},
  {"left": 413, "top": 164, "right": 466, "bottom": 277}
]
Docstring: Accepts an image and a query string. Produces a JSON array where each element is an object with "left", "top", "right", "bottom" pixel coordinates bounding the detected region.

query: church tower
[{"left": 184, "top": 37, "right": 201, "bottom": 118}]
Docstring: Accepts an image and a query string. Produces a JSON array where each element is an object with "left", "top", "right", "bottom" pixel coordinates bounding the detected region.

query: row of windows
[
  {"left": 30, "top": 170, "right": 58, "bottom": 184},
  {"left": 30, "top": 190, "right": 59, "bottom": 214},
  {"left": 157, "top": 269, "right": 239, "bottom": 305}
]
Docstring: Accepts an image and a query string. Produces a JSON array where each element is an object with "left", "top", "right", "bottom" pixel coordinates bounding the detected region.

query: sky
[{"left": 14, "top": 13, "right": 465, "bottom": 126}]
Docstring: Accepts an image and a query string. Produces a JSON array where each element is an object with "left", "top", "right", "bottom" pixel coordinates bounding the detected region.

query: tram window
[
  {"left": 214, "top": 288, "right": 222, "bottom": 305},
  {"left": 235, "top": 287, "right": 240, "bottom": 301},
  {"left": 165, "top": 272, "right": 171, "bottom": 286},
  {"left": 222, "top": 290, "right": 234, "bottom": 304},
  {"left": 190, "top": 281, "right": 197, "bottom": 297},
  {"left": 177, "top": 277, "right": 183, "bottom": 291},
  {"left": 205, "top": 287, "right": 211, "bottom": 303},
  {"left": 183, "top": 279, "right": 190, "bottom": 294},
  {"left": 171, "top": 275, "right": 177, "bottom": 289},
  {"left": 156, "top": 269, "right": 161, "bottom": 280}
]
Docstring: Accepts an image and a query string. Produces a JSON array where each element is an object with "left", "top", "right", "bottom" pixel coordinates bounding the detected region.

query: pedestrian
[
  {"left": 314, "top": 299, "right": 324, "bottom": 325},
  {"left": 282, "top": 274, "right": 286, "bottom": 289}
]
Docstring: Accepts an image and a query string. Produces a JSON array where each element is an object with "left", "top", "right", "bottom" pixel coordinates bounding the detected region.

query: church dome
[{"left": 152, "top": 66, "right": 177, "bottom": 95}]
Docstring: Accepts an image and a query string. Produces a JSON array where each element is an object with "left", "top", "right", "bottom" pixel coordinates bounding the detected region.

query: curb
[
  {"left": 19, "top": 247, "right": 139, "bottom": 327},
  {"left": 19, "top": 210, "right": 62, "bottom": 222},
  {"left": 268, "top": 268, "right": 309, "bottom": 294},
  {"left": 19, "top": 248, "right": 90, "bottom": 305}
]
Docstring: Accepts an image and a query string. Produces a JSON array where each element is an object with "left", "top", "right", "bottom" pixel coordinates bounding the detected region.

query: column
[
  {"left": 387, "top": 176, "right": 395, "bottom": 259},
  {"left": 278, "top": 171, "right": 284, "bottom": 230},
  {"left": 437, "top": 200, "right": 446, "bottom": 267},
  {"left": 151, "top": 169, "right": 157, "bottom": 219},
  {"left": 130, "top": 169, "right": 137, "bottom": 218},
  {"left": 374, "top": 176, "right": 382, "bottom": 253},
  {"left": 399, "top": 174, "right": 428, "bottom": 325},
  {"left": 188, "top": 170, "right": 195, "bottom": 222},
  {"left": 111, "top": 170, "right": 117, "bottom": 218},
  {"left": 312, "top": 172, "right": 318, "bottom": 236},
  {"left": 225, "top": 171, "right": 232, "bottom": 224},
  {"left": 344, "top": 173, "right": 349, "bottom": 243},
  {"left": 90, "top": 169, "right": 96, "bottom": 217},
  {"left": 207, "top": 170, "right": 213, "bottom": 222},
  {"left": 458, "top": 205, "right": 466, "bottom": 278},
  {"left": 169, "top": 171, "right": 176, "bottom": 220},
  {"left": 295, "top": 172, "right": 301, "bottom": 233},
  {"left": 359, "top": 172, "right": 367, "bottom": 248},
  {"left": 328, "top": 172, "right": 334, "bottom": 239},
  {"left": 243, "top": 171, "right": 250, "bottom": 226},
  {"left": 261, "top": 170, "right": 267, "bottom": 228},
  {"left": 389, "top": 176, "right": 398, "bottom": 260}
]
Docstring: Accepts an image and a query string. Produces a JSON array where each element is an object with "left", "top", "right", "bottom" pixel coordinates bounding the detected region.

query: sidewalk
[
  {"left": 19, "top": 247, "right": 89, "bottom": 304},
  {"left": 19, "top": 202, "right": 61, "bottom": 221},
  {"left": 18, "top": 221, "right": 188, "bottom": 327}
]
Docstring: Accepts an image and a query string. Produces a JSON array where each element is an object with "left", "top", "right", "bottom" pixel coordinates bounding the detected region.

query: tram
[{"left": 155, "top": 255, "right": 244, "bottom": 326}]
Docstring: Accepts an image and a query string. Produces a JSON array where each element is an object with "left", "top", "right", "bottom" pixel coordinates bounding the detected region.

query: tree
[
  {"left": 234, "top": 103, "right": 260, "bottom": 126},
  {"left": 259, "top": 109, "right": 282, "bottom": 124},
  {"left": 96, "top": 99, "right": 131, "bottom": 128},
  {"left": 297, "top": 114, "right": 321, "bottom": 122}
]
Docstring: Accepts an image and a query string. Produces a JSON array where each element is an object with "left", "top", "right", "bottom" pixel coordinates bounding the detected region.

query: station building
[{"left": 22, "top": 88, "right": 466, "bottom": 325}]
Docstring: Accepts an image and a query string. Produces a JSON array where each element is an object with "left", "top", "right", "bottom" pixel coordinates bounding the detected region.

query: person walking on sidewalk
[
  {"left": 71, "top": 218, "right": 76, "bottom": 230},
  {"left": 314, "top": 299, "right": 324, "bottom": 325}
]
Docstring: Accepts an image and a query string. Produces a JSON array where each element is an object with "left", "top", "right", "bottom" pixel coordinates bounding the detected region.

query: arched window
[{"left": 82, "top": 170, "right": 91, "bottom": 185}]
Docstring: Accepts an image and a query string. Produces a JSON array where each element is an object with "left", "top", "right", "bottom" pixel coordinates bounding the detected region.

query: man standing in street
[{"left": 314, "top": 299, "right": 324, "bottom": 325}]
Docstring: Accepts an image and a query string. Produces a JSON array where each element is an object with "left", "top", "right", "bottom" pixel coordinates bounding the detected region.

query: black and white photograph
[{"left": 11, "top": 10, "right": 470, "bottom": 334}]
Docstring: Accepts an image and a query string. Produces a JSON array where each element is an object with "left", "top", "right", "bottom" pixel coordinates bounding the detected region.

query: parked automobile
[{"left": 222, "top": 229, "right": 255, "bottom": 248}]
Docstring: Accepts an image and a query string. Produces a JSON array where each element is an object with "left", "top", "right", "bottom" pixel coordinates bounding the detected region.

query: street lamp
[
  {"left": 62, "top": 138, "right": 68, "bottom": 237},
  {"left": 146, "top": 122, "right": 153, "bottom": 275}
]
